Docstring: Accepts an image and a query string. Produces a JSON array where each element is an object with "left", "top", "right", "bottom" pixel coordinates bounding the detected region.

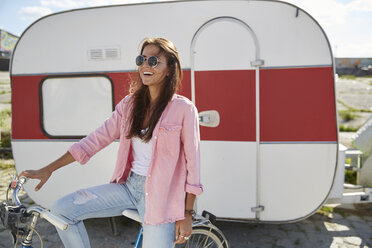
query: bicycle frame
[{"left": 134, "top": 226, "right": 143, "bottom": 248}]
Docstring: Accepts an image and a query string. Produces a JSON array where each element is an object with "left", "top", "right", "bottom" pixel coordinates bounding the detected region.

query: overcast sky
[{"left": 0, "top": 0, "right": 371, "bottom": 57}]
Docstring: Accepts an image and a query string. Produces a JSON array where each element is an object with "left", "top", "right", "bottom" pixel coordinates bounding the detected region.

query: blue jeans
[{"left": 51, "top": 172, "right": 176, "bottom": 248}]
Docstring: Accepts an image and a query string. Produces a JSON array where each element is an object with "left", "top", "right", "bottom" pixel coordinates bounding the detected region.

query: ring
[
  {"left": 179, "top": 235, "right": 185, "bottom": 238},
  {"left": 184, "top": 236, "right": 191, "bottom": 240}
]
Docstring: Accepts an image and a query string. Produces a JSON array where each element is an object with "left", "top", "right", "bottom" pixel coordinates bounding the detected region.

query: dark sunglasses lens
[
  {"left": 147, "top": 56, "right": 158, "bottom": 67},
  {"left": 136, "top": 55, "right": 144, "bottom": 66}
]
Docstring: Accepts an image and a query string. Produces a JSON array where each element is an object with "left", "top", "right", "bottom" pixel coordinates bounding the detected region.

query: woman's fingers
[
  {"left": 174, "top": 222, "right": 192, "bottom": 244},
  {"left": 174, "top": 237, "right": 183, "bottom": 244},
  {"left": 19, "top": 169, "right": 51, "bottom": 191},
  {"left": 174, "top": 223, "right": 185, "bottom": 244},
  {"left": 20, "top": 170, "right": 38, "bottom": 179},
  {"left": 18, "top": 170, "right": 28, "bottom": 178},
  {"left": 174, "top": 233, "right": 189, "bottom": 244},
  {"left": 35, "top": 181, "right": 45, "bottom": 191},
  {"left": 174, "top": 222, "right": 180, "bottom": 240}
]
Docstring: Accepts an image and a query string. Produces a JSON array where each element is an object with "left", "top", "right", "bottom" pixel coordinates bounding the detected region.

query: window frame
[{"left": 39, "top": 74, "right": 115, "bottom": 139}]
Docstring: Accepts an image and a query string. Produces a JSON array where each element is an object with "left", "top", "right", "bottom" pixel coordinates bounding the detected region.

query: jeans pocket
[{"left": 134, "top": 189, "right": 144, "bottom": 203}]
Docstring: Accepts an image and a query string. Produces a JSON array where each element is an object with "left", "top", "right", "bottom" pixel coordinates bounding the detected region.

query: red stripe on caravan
[
  {"left": 11, "top": 68, "right": 336, "bottom": 142},
  {"left": 107, "top": 72, "right": 133, "bottom": 105},
  {"left": 12, "top": 75, "right": 46, "bottom": 139},
  {"left": 260, "top": 67, "right": 337, "bottom": 142},
  {"left": 195, "top": 70, "right": 257, "bottom": 142},
  {"left": 11, "top": 71, "right": 192, "bottom": 139}
]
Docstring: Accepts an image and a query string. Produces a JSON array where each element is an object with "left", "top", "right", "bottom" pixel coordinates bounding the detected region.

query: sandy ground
[
  {"left": 336, "top": 77, "right": 372, "bottom": 112},
  {"left": 1, "top": 187, "right": 372, "bottom": 248},
  {"left": 1, "top": 71, "right": 372, "bottom": 247},
  {"left": 336, "top": 77, "right": 372, "bottom": 137}
]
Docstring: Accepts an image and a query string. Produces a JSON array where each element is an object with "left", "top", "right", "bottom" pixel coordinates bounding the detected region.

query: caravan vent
[
  {"left": 88, "top": 46, "right": 121, "bottom": 61},
  {"left": 105, "top": 48, "right": 119, "bottom": 59},
  {"left": 89, "top": 49, "right": 104, "bottom": 60}
]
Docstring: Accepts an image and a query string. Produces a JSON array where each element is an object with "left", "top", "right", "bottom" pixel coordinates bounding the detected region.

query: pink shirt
[{"left": 68, "top": 94, "right": 203, "bottom": 225}]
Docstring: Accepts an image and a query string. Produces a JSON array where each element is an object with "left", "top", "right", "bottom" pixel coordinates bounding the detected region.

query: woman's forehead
[{"left": 142, "top": 44, "right": 164, "bottom": 57}]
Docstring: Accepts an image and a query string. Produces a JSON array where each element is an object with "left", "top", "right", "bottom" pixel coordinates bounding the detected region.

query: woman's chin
[{"left": 142, "top": 80, "right": 163, "bottom": 88}]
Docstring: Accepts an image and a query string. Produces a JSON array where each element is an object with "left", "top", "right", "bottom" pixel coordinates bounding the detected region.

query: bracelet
[{"left": 185, "top": 209, "right": 195, "bottom": 216}]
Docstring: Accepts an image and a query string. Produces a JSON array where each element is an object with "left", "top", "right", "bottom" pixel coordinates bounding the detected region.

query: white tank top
[{"left": 131, "top": 129, "right": 152, "bottom": 176}]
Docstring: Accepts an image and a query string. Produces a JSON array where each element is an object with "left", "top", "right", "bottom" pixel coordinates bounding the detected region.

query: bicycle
[
  {"left": 0, "top": 176, "right": 68, "bottom": 248},
  {"left": 123, "top": 209, "right": 229, "bottom": 248},
  {"left": 1, "top": 176, "right": 229, "bottom": 248}
]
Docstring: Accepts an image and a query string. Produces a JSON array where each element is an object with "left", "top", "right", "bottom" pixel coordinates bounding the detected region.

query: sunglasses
[{"left": 135, "top": 55, "right": 161, "bottom": 68}]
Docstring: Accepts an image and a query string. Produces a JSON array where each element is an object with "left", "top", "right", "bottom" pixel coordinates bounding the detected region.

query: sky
[{"left": 0, "top": 0, "right": 371, "bottom": 57}]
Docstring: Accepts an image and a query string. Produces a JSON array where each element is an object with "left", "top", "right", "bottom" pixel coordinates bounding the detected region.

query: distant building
[
  {"left": 0, "top": 29, "right": 19, "bottom": 71},
  {"left": 335, "top": 57, "right": 372, "bottom": 76}
]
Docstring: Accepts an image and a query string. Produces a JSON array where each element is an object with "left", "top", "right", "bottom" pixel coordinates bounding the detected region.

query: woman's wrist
[
  {"left": 43, "top": 165, "right": 54, "bottom": 175},
  {"left": 185, "top": 209, "right": 195, "bottom": 217}
]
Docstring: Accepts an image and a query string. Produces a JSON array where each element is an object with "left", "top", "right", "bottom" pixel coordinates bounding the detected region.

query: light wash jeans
[{"left": 51, "top": 172, "right": 176, "bottom": 248}]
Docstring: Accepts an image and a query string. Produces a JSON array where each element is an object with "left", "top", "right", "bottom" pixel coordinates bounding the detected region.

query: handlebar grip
[
  {"left": 11, "top": 176, "right": 27, "bottom": 189},
  {"left": 40, "top": 210, "right": 69, "bottom": 231},
  {"left": 18, "top": 176, "right": 27, "bottom": 185}
]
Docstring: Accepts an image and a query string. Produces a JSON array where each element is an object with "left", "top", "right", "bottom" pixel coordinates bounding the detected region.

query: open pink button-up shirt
[{"left": 68, "top": 94, "right": 203, "bottom": 225}]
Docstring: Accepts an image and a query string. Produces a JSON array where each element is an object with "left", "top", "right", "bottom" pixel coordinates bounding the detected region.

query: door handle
[{"left": 198, "top": 110, "right": 220, "bottom": 127}]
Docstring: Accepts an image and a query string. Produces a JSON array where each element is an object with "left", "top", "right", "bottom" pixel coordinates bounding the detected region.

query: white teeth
[{"left": 144, "top": 72, "right": 153, "bottom": 75}]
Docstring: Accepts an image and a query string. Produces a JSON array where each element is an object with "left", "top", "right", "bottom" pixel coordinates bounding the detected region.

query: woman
[{"left": 19, "top": 37, "right": 203, "bottom": 248}]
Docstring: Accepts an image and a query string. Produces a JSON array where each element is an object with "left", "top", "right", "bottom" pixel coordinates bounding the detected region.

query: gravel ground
[
  {"left": 1, "top": 189, "right": 372, "bottom": 248},
  {"left": 336, "top": 77, "right": 372, "bottom": 112},
  {"left": 1, "top": 71, "right": 372, "bottom": 247}
]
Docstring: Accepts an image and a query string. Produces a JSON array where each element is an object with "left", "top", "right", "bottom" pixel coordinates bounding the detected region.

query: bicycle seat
[{"left": 122, "top": 209, "right": 142, "bottom": 223}]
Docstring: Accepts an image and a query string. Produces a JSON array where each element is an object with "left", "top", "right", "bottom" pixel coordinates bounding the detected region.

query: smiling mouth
[{"left": 143, "top": 72, "right": 153, "bottom": 76}]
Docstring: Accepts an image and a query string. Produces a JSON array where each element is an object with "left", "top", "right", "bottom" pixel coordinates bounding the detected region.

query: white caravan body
[{"left": 11, "top": 0, "right": 338, "bottom": 222}]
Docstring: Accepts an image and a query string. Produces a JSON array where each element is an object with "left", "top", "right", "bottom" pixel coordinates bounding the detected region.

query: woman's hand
[
  {"left": 174, "top": 214, "right": 193, "bottom": 244},
  {"left": 19, "top": 167, "right": 52, "bottom": 191},
  {"left": 18, "top": 152, "right": 75, "bottom": 192}
]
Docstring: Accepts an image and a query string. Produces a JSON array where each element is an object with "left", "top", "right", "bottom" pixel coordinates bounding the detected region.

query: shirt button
[
  {"left": 154, "top": 136, "right": 157, "bottom": 139},
  {"left": 146, "top": 193, "right": 149, "bottom": 196}
]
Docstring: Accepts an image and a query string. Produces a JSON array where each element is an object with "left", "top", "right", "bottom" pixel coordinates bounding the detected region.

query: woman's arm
[
  {"left": 69, "top": 95, "right": 130, "bottom": 164},
  {"left": 185, "top": 192, "right": 196, "bottom": 211},
  {"left": 175, "top": 101, "right": 203, "bottom": 244},
  {"left": 19, "top": 151, "right": 75, "bottom": 191},
  {"left": 181, "top": 102, "right": 203, "bottom": 195},
  {"left": 19, "top": 96, "right": 131, "bottom": 190}
]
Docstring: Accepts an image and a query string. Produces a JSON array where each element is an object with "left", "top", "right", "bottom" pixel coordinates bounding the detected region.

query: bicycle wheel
[{"left": 175, "top": 226, "right": 228, "bottom": 248}]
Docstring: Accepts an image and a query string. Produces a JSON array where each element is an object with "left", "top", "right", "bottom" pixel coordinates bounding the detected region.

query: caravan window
[{"left": 40, "top": 76, "right": 114, "bottom": 138}]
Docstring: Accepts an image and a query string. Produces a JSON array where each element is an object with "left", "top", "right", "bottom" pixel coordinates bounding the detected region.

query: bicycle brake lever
[
  {"left": 8, "top": 175, "right": 17, "bottom": 190},
  {"left": 11, "top": 180, "right": 18, "bottom": 190}
]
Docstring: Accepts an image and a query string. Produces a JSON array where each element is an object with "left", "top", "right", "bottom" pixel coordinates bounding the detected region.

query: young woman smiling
[{"left": 19, "top": 38, "right": 203, "bottom": 248}]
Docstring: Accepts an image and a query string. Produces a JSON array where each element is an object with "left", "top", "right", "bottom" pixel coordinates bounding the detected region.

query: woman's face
[{"left": 139, "top": 44, "right": 169, "bottom": 89}]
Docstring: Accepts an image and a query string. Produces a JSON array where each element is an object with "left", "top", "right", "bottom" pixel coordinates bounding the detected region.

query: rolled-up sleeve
[
  {"left": 68, "top": 96, "right": 130, "bottom": 165},
  {"left": 181, "top": 102, "right": 203, "bottom": 196}
]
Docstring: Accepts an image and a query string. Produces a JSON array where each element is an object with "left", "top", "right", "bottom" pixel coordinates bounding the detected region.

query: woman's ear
[{"left": 166, "top": 68, "right": 171, "bottom": 77}]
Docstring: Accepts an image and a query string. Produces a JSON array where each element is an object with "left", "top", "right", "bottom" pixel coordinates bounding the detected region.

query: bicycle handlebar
[
  {"left": 7, "top": 176, "right": 69, "bottom": 231},
  {"left": 12, "top": 176, "right": 27, "bottom": 206},
  {"left": 28, "top": 206, "right": 69, "bottom": 231}
]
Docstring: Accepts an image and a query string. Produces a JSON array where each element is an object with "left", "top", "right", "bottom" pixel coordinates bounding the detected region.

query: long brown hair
[{"left": 126, "top": 38, "right": 183, "bottom": 142}]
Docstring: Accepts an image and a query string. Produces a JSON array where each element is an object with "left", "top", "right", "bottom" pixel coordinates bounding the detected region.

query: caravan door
[{"left": 192, "top": 17, "right": 258, "bottom": 219}]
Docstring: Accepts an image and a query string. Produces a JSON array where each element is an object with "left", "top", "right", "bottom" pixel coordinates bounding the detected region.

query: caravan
[{"left": 11, "top": 0, "right": 339, "bottom": 223}]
